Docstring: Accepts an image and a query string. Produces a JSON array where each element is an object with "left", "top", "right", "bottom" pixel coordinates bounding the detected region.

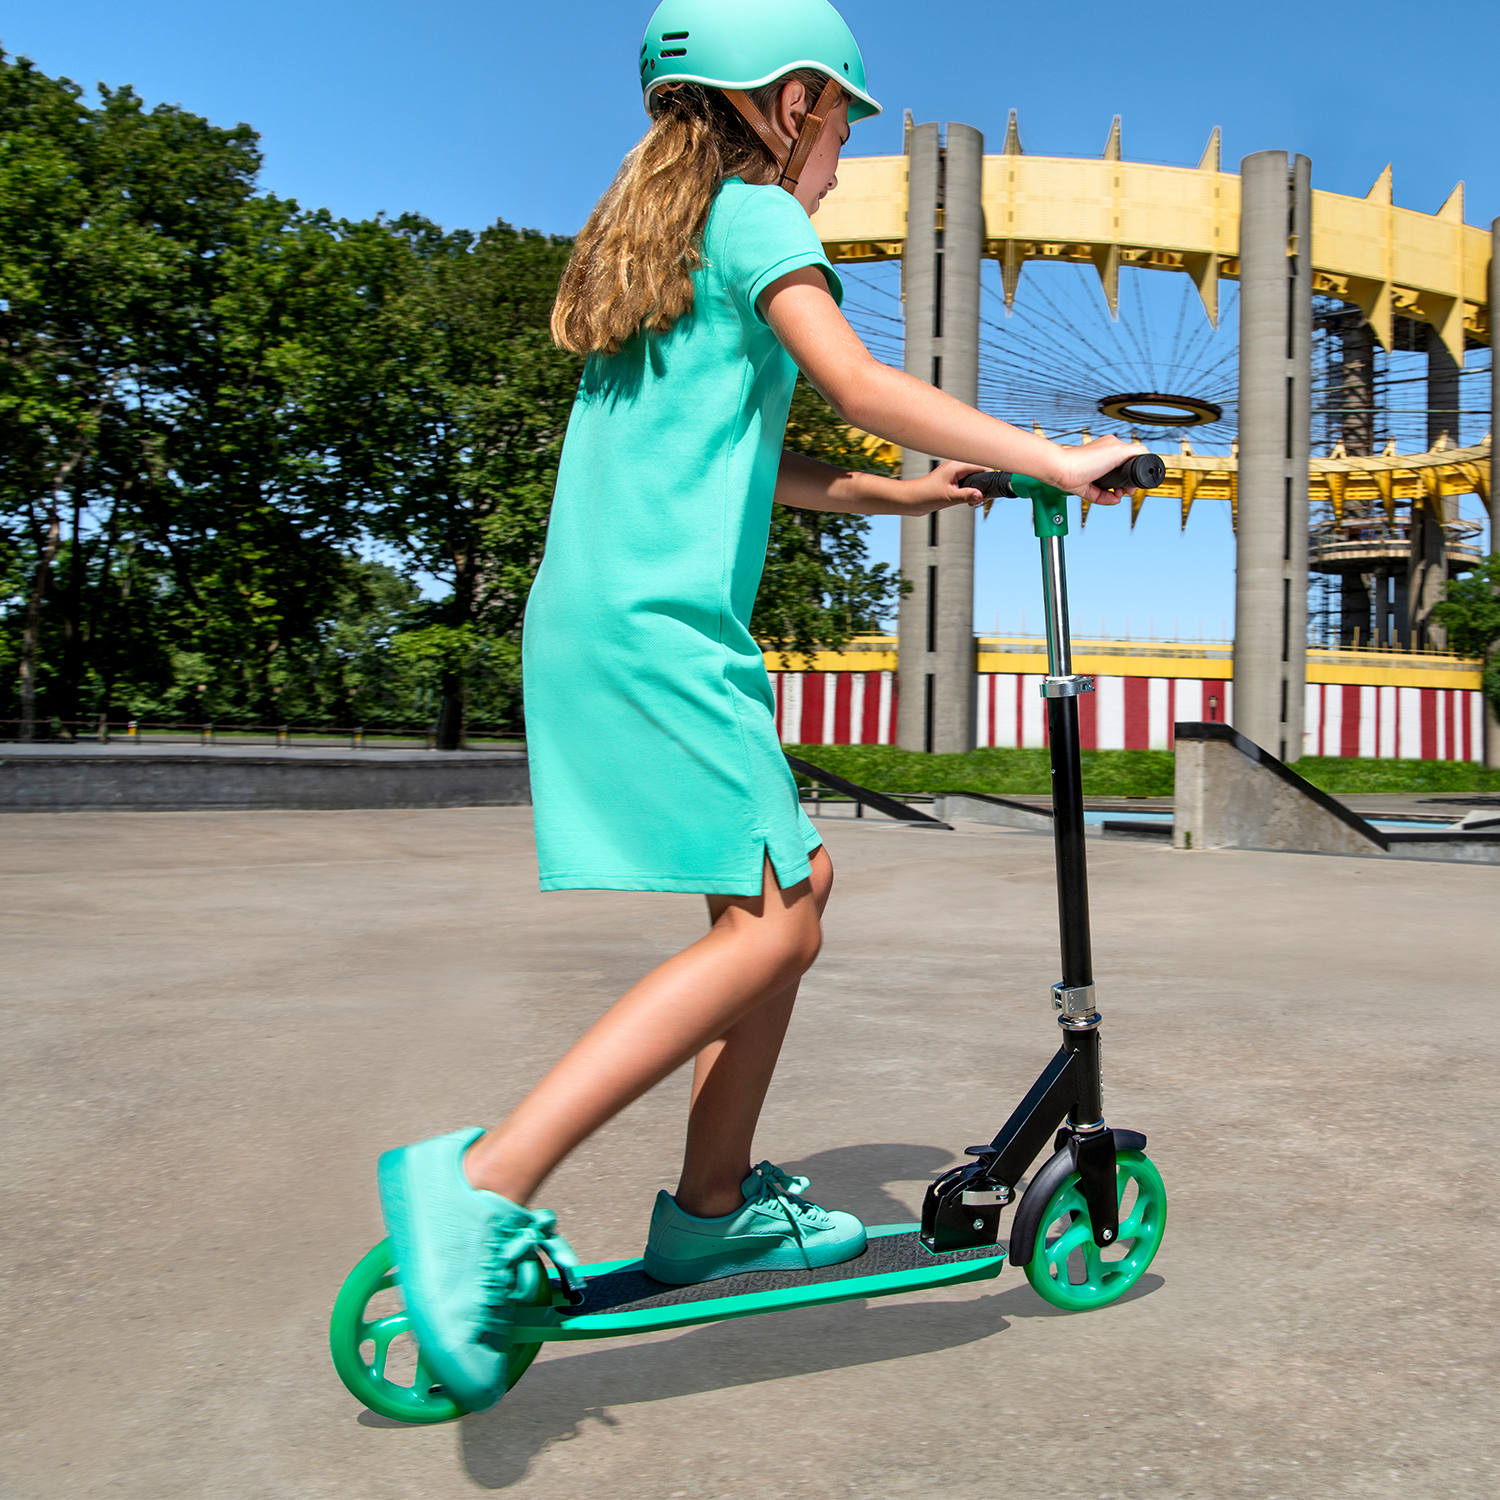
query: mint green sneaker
[
  {"left": 376, "top": 1127, "right": 580, "bottom": 1413},
  {"left": 642, "top": 1160, "right": 867, "bottom": 1285}
]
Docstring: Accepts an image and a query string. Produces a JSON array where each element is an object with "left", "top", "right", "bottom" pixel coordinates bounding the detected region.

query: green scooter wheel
[
  {"left": 328, "top": 1239, "right": 550, "bottom": 1423},
  {"left": 1022, "top": 1150, "right": 1166, "bottom": 1312}
]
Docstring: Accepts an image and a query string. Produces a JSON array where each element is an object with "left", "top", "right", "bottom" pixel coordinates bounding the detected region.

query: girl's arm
[
  {"left": 761, "top": 267, "right": 1146, "bottom": 502},
  {"left": 776, "top": 449, "right": 988, "bottom": 517}
]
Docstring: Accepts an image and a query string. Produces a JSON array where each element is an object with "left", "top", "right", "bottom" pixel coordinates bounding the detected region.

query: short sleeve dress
[{"left": 522, "top": 179, "right": 842, "bottom": 897}]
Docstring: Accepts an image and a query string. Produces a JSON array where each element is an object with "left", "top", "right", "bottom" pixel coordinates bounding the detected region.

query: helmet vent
[
  {"left": 660, "top": 48, "right": 687, "bottom": 57},
  {"left": 661, "top": 31, "right": 689, "bottom": 39}
]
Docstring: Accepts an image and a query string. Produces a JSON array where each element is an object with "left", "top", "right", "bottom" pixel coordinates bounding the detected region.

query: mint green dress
[{"left": 523, "top": 180, "right": 842, "bottom": 896}]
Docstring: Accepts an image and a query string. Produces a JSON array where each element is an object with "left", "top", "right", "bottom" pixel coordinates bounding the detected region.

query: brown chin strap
[{"left": 720, "top": 75, "right": 844, "bottom": 194}]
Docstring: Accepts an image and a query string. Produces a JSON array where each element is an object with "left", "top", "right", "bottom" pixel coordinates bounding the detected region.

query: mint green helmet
[{"left": 639, "top": 0, "right": 882, "bottom": 123}]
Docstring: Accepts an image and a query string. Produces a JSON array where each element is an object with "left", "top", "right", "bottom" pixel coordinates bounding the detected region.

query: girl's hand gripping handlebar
[{"left": 967, "top": 453, "right": 1167, "bottom": 516}]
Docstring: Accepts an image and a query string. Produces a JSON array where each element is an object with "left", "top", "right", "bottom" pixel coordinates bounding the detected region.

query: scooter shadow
[
  {"left": 430, "top": 1143, "right": 1162, "bottom": 1490},
  {"left": 452, "top": 1275, "right": 1163, "bottom": 1488}
]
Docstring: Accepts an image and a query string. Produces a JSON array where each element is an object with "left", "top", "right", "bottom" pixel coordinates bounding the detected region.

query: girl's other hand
[
  {"left": 898, "top": 460, "right": 992, "bottom": 516},
  {"left": 1060, "top": 434, "right": 1151, "bottom": 505}
]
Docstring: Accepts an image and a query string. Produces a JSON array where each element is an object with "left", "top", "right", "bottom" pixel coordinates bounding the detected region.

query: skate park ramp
[{"left": 1173, "top": 721, "right": 1500, "bottom": 863}]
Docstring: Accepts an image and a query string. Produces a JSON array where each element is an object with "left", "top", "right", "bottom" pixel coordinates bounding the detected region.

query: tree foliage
[
  {"left": 755, "top": 376, "right": 903, "bottom": 665},
  {"left": 0, "top": 52, "right": 900, "bottom": 742},
  {"left": 1433, "top": 554, "right": 1500, "bottom": 713},
  {"left": 336, "top": 217, "right": 580, "bottom": 744}
]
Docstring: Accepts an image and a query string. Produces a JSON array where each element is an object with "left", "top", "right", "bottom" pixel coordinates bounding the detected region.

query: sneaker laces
[
  {"left": 479, "top": 1207, "right": 583, "bottom": 1332},
  {"left": 744, "top": 1161, "right": 835, "bottom": 1248}
]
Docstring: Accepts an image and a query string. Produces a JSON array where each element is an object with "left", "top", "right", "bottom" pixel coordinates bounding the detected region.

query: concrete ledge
[
  {"left": 1101, "top": 819, "right": 1172, "bottom": 843},
  {"left": 1172, "top": 724, "right": 1499, "bottom": 863},
  {"left": 0, "top": 747, "right": 531, "bottom": 812},
  {"left": 1381, "top": 830, "right": 1500, "bottom": 863},
  {"left": 1174, "top": 723, "right": 1383, "bottom": 856},
  {"left": 933, "top": 792, "right": 1053, "bottom": 831}
]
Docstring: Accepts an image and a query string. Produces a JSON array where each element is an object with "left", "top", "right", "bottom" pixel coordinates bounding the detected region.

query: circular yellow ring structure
[
  {"left": 814, "top": 122, "right": 1491, "bottom": 358},
  {"left": 1097, "top": 392, "right": 1223, "bottom": 427},
  {"left": 818, "top": 117, "right": 1492, "bottom": 522}
]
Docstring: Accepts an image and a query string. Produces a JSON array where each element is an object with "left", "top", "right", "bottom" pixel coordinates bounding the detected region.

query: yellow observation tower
[{"left": 784, "top": 115, "right": 1495, "bottom": 766}]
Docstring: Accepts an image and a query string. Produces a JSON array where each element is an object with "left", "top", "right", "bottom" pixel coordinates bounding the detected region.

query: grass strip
[{"left": 784, "top": 744, "right": 1500, "bottom": 798}]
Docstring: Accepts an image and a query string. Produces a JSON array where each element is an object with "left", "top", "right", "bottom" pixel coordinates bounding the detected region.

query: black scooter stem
[{"left": 1048, "top": 692, "right": 1093, "bottom": 991}]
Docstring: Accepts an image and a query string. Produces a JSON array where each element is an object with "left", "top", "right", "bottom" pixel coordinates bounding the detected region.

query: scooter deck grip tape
[{"left": 577, "top": 1230, "right": 1001, "bottom": 1314}]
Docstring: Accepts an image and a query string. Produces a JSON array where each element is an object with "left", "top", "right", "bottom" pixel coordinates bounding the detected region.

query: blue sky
[{"left": 8, "top": 0, "right": 1495, "bottom": 636}]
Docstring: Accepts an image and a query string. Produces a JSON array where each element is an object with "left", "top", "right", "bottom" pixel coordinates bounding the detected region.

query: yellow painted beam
[
  {"left": 816, "top": 145, "right": 1493, "bottom": 353},
  {"left": 1305, "top": 655, "right": 1481, "bottom": 690},
  {"left": 1117, "top": 440, "right": 1492, "bottom": 515},
  {"left": 767, "top": 636, "right": 1482, "bottom": 690}
]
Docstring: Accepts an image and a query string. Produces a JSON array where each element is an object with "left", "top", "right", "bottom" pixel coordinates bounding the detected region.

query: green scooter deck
[{"left": 510, "top": 1223, "right": 1006, "bottom": 1342}]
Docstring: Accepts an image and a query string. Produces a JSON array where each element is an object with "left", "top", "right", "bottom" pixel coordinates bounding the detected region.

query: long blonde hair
[{"left": 550, "top": 71, "right": 826, "bottom": 357}]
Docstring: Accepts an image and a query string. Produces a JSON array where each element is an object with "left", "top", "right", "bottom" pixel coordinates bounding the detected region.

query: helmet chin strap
[{"left": 721, "top": 76, "right": 844, "bottom": 193}]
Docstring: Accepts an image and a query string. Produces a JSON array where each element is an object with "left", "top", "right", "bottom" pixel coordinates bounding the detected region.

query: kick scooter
[{"left": 328, "top": 453, "right": 1169, "bottom": 1424}]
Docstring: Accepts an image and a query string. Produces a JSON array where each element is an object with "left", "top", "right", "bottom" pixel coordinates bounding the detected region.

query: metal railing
[
  {"left": 786, "top": 753, "right": 950, "bottom": 828},
  {"left": 0, "top": 719, "right": 525, "bottom": 750}
]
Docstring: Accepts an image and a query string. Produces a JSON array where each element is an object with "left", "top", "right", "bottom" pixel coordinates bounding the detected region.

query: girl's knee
[
  {"left": 774, "top": 906, "right": 822, "bottom": 980},
  {"left": 809, "top": 846, "right": 834, "bottom": 913}
]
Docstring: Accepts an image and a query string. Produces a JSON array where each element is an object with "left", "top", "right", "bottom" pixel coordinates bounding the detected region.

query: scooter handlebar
[
  {"left": 965, "top": 470, "right": 1016, "bottom": 501},
  {"left": 965, "top": 452, "right": 1165, "bottom": 501},
  {"left": 1095, "top": 452, "right": 1166, "bottom": 493}
]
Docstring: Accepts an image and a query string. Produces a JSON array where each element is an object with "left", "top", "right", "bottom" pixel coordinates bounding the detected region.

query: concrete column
[
  {"left": 1410, "top": 336, "right": 1461, "bottom": 648},
  {"left": 1340, "top": 573, "right": 1371, "bottom": 648},
  {"left": 1488, "top": 218, "right": 1500, "bottom": 766},
  {"left": 1336, "top": 314, "right": 1377, "bottom": 645},
  {"left": 1337, "top": 317, "right": 1377, "bottom": 456},
  {"left": 895, "top": 122, "right": 983, "bottom": 752},
  {"left": 1492, "top": 217, "right": 1500, "bottom": 549},
  {"left": 1233, "top": 151, "right": 1312, "bottom": 761}
]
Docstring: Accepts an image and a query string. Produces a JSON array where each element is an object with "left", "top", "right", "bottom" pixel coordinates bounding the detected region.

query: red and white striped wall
[
  {"left": 770, "top": 669, "right": 1485, "bottom": 761},
  {"left": 976, "top": 674, "right": 1232, "bottom": 750},
  {"left": 770, "top": 671, "right": 896, "bottom": 745},
  {"left": 1304, "top": 683, "right": 1485, "bottom": 761}
]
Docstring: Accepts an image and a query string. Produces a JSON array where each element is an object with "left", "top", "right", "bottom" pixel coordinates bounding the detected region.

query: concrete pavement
[{"left": 3, "top": 807, "right": 1496, "bottom": 1499}]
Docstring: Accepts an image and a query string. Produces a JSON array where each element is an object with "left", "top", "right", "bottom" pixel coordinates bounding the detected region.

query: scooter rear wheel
[
  {"left": 1022, "top": 1150, "right": 1166, "bottom": 1311},
  {"left": 328, "top": 1239, "right": 549, "bottom": 1423}
]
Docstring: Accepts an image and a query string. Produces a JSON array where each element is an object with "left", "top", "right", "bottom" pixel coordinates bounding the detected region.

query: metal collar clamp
[
  {"left": 1040, "top": 676, "right": 1094, "bottom": 698},
  {"left": 1052, "top": 981, "right": 1100, "bottom": 1030}
]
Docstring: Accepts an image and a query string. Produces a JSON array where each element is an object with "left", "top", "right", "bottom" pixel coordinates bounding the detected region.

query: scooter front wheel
[
  {"left": 1022, "top": 1150, "right": 1166, "bottom": 1311},
  {"left": 328, "top": 1239, "right": 549, "bottom": 1424}
]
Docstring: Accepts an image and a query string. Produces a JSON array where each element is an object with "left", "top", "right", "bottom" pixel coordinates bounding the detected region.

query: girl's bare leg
[
  {"left": 673, "top": 847, "right": 834, "bottom": 1217},
  {"left": 464, "top": 846, "right": 833, "bottom": 1207}
]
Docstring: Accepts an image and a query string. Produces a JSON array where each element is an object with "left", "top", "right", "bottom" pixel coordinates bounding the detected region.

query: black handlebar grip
[
  {"left": 1094, "top": 453, "right": 1165, "bottom": 493},
  {"left": 964, "top": 470, "right": 1015, "bottom": 500}
]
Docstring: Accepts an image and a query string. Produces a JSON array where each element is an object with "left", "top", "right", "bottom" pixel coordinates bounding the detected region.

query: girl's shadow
[{"left": 397, "top": 1142, "right": 1163, "bottom": 1490}]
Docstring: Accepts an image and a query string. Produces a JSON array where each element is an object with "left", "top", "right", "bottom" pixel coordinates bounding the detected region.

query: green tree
[
  {"left": 1433, "top": 554, "right": 1500, "bottom": 713},
  {"left": 343, "top": 217, "right": 581, "bottom": 747},
  {"left": 0, "top": 52, "right": 908, "bottom": 742},
  {"left": 0, "top": 56, "right": 144, "bottom": 733},
  {"left": 140, "top": 201, "right": 401, "bottom": 724},
  {"left": 753, "top": 375, "right": 904, "bottom": 665},
  {"left": 0, "top": 51, "right": 362, "bottom": 733}
]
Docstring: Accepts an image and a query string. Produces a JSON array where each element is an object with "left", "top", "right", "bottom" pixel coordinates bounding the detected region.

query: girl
[{"left": 376, "top": 0, "right": 1143, "bottom": 1414}]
